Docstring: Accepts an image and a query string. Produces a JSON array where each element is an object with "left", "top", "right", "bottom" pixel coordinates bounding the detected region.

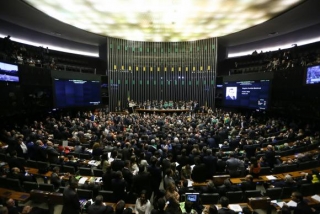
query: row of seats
[{"left": 266, "top": 183, "right": 320, "bottom": 200}]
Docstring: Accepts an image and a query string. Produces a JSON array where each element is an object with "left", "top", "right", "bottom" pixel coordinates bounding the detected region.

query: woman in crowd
[{"left": 135, "top": 190, "right": 152, "bottom": 214}]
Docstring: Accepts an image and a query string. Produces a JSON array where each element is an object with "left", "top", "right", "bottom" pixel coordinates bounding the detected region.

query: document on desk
[
  {"left": 266, "top": 175, "right": 277, "bottom": 180},
  {"left": 272, "top": 201, "right": 285, "bottom": 208},
  {"left": 228, "top": 204, "right": 242, "bottom": 212},
  {"left": 286, "top": 200, "right": 297, "bottom": 207},
  {"left": 78, "top": 177, "right": 88, "bottom": 184},
  {"left": 187, "top": 179, "right": 193, "bottom": 187},
  {"left": 311, "top": 194, "right": 320, "bottom": 202}
]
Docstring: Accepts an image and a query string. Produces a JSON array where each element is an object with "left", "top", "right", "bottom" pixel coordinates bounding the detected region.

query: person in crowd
[
  {"left": 111, "top": 171, "right": 127, "bottom": 202},
  {"left": 240, "top": 175, "right": 256, "bottom": 192},
  {"left": 283, "top": 191, "right": 317, "bottom": 214},
  {"left": 265, "top": 145, "right": 278, "bottom": 168},
  {"left": 311, "top": 169, "right": 320, "bottom": 183},
  {"left": 50, "top": 166, "right": 68, "bottom": 190},
  {"left": 115, "top": 200, "right": 126, "bottom": 214},
  {"left": 6, "top": 198, "right": 19, "bottom": 214},
  {"left": 271, "top": 174, "right": 297, "bottom": 188},
  {"left": 46, "top": 141, "right": 60, "bottom": 163},
  {"left": 191, "top": 156, "right": 207, "bottom": 183},
  {"left": 217, "top": 197, "right": 236, "bottom": 214},
  {"left": 61, "top": 178, "right": 80, "bottom": 214},
  {"left": 202, "top": 205, "right": 218, "bottom": 214},
  {"left": 248, "top": 157, "right": 260, "bottom": 178},
  {"left": 135, "top": 190, "right": 152, "bottom": 214},
  {"left": 225, "top": 153, "right": 244, "bottom": 178},
  {"left": 87, "top": 195, "right": 114, "bottom": 214},
  {"left": 151, "top": 198, "right": 169, "bottom": 214}
]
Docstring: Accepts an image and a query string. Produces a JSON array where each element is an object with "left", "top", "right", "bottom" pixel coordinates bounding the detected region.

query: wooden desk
[
  {"left": 0, "top": 188, "right": 30, "bottom": 202},
  {"left": 230, "top": 174, "right": 284, "bottom": 184},
  {"left": 280, "top": 149, "right": 319, "bottom": 162},
  {"left": 205, "top": 203, "right": 253, "bottom": 211},
  {"left": 282, "top": 167, "right": 320, "bottom": 179},
  {"left": 272, "top": 195, "right": 320, "bottom": 211},
  {"left": 26, "top": 167, "right": 53, "bottom": 177},
  {"left": 135, "top": 109, "right": 190, "bottom": 114},
  {"left": 212, "top": 175, "right": 230, "bottom": 185}
]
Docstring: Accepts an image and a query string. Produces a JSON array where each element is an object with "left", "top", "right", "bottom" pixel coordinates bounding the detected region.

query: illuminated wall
[{"left": 107, "top": 37, "right": 217, "bottom": 111}]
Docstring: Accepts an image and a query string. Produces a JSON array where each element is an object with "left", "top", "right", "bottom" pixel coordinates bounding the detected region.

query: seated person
[
  {"left": 271, "top": 174, "right": 297, "bottom": 188},
  {"left": 50, "top": 166, "right": 69, "bottom": 190},
  {"left": 200, "top": 181, "right": 218, "bottom": 194},
  {"left": 218, "top": 197, "right": 235, "bottom": 214},
  {"left": 87, "top": 195, "right": 114, "bottom": 214},
  {"left": 218, "top": 179, "right": 241, "bottom": 196}
]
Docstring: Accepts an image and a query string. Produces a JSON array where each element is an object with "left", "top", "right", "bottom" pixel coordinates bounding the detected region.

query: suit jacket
[
  {"left": 191, "top": 163, "right": 207, "bottom": 183},
  {"left": 132, "top": 172, "right": 151, "bottom": 195},
  {"left": 218, "top": 207, "right": 236, "bottom": 214},
  {"left": 61, "top": 187, "right": 81, "bottom": 214},
  {"left": 122, "top": 167, "right": 133, "bottom": 189},
  {"left": 111, "top": 178, "right": 127, "bottom": 202},
  {"left": 111, "top": 159, "right": 125, "bottom": 172},
  {"left": 292, "top": 201, "right": 314, "bottom": 214},
  {"left": 46, "top": 146, "right": 60, "bottom": 163},
  {"left": 203, "top": 155, "right": 217, "bottom": 178},
  {"left": 87, "top": 204, "right": 114, "bottom": 214}
]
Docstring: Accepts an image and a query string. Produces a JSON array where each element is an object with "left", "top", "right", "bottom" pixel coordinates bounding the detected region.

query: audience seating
[
  {"left": 300, "top": 183, "right": 314, "bottom": 196},
  {"left": 39, "top": 183, "right": 55, "bottom": 192},
  {"left": 299, "top": 160, "right": 319, "bottom": 170},
  {"left": 79, "top": 167, "right": 92, "bottom": 176},
  {"left": 6, "top": 178, "right": 23, "bottom": 192},
  {"left": 265, "top": 188, "right": 282, "bottom": 200},
  {"left": 98, "top": 190, "right": 114, "bottom": 202},
  {"left": 77, "top": 189, "right": 93, "bottom": 200},
  {"left": 62, "top": 165, "right": 76, "bottom": 174},
  {"left": 259, "top": 167, "right": 271, "bottom": 175},
  {"left": 200, "top": 193, "right": 220, "bottom": 204},
  {"left": 26, "top": 160, "right": 38, "bottom": 168},
  {"left": 93, "top": 169, "right": 103, "bottom": 177},
  {"left": 23, "top": 181, "right": 39, "bottom": 192},
  {"left": 281, "top": 187, "right": 297, "bottom": 199},
  {"left": 226, "top": 191, "right": 243, "bottom": 203},
  {"left": 244, "top": 190, "right": 262, "bottom": 201}
]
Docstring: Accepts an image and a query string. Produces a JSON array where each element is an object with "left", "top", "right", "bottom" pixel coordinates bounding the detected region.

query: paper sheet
[
  {"left": 266, "top": 175, "right": 277, "bottom": 180},
  {"left": 228, "top": 204, "right": 242, "bottom": 212},
  {"left": 311, "top": 194, "right": 320, "bottom": 202},
  {"left": 187, "top": 179, "right": 194, "bottom": 187},
  {"left": 275, "top": 202, "right": 285, "bottom": 208},
  {"left": 286, "top": 200, "right": 297, "bottom": 207},
  {"left": 78, "top": 177, "right": 88, "bottom": 184}
]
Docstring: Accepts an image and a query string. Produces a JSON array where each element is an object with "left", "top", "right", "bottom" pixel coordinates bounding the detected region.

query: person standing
[
  {"left": 135, "top": 190, "right": 152, "bottom": 214},
  {"left": 61, "top": 178, "right": 81, "bottom": 214}
]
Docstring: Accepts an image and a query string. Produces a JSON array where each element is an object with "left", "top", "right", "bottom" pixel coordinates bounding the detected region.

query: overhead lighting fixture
[{"left": 23, "top": 0, "right": 303, "bottom": 42}]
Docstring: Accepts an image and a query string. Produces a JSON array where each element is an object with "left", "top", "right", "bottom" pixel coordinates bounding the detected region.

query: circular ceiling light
[{"left": 24, "top": 0, "right": 303, "bottom": 42}]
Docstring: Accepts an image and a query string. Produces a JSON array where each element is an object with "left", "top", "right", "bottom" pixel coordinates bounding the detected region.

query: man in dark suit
[
  {"left": 264, "top": 145, "right": 277, "bottom": 168},
  {"left": 112, "top": 171, "right": 127, "bottom": 202},
  {"left": 132, "top": 166, "right": 151, "bottom": 199},
  {"left": 46, "top": 141, "right": 60, "bottom": 164},
  {"left": 218, "top": 196, "right": 236, "bottom": 214},
  {"left": 111, "top": 153, "right": 125, "bottom": 172},
  {"left": 122, "top": 160, "right": 133, "bottom": 190},
  {"left": 87, "top": 195, "right": 114, "bottom": 214},
  {"left": 285, "top": 191, "right": 316, "bottom": 214},
  {"left": 240, "top": 175, "right": 256, "bottom": 192},
  {"left": 203, "top": 149, "right": 217, "bottom": 179},
  {"left": 191, "top": 156, "right": 207, "bottom": 183},
  {"left": 61, "top": 179, "right": 81, "bottom": 214}
]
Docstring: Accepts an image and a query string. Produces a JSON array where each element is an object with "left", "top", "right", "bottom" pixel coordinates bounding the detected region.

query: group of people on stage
[{"left": 127, "top": 100, "right": 213, "bottom": 113}]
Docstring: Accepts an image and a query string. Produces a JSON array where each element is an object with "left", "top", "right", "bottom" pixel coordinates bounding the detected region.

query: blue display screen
[
  {"left": 53, "top": 79, "right": 101, "bottom": 108},
  {"left": 223, "top": 80, "right": 270, "bottom": 110}
]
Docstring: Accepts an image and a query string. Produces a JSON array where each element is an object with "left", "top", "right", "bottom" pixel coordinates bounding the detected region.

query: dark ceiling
[{"left": 0, "top": 0, "right": 320, "bottom": 54}]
